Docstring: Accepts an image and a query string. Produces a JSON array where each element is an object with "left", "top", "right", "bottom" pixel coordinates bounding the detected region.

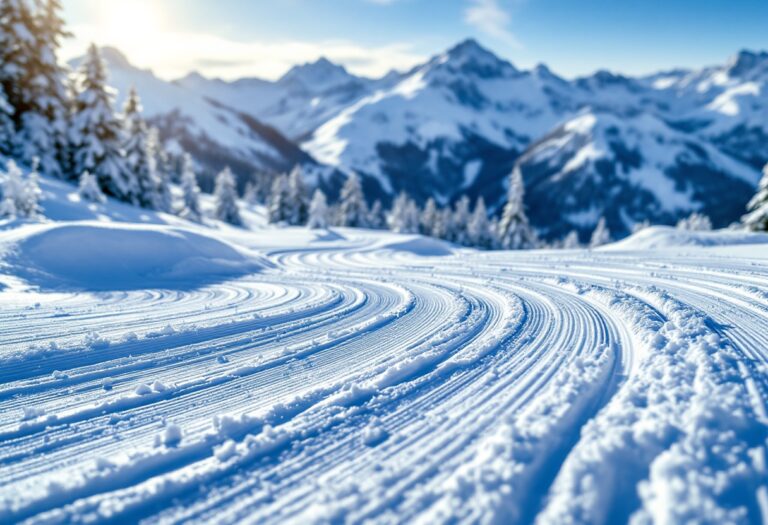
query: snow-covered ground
[{"left": 1, "top": 183, "right": 768, "bottom": 523}]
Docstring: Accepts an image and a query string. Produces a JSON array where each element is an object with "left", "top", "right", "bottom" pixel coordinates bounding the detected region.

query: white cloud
[
  {"left": 61, "top": 25, "right": 425, "bottom": 81},
  {"left": 464, "top": 0, "right": 522, "bottom": 49}
]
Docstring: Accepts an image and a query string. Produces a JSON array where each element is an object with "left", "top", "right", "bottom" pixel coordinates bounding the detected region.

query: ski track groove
[{"left": 0, "top": 241, "right": 766, "bottom": 523}]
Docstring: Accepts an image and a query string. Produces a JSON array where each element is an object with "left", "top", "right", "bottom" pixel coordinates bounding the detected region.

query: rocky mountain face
[{"left": 78, "top": 41, "right": 768, "bottom": 239}]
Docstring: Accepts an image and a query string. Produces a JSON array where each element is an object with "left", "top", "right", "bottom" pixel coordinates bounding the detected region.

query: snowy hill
[{"left": 602, "top": 224, "right": 768, "bottom": 250}]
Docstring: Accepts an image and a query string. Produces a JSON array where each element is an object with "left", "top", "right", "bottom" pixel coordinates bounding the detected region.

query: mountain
[
  {"left": 306, "top": 39, "right": 575, "bottom": 206},
  {"left": 69, "top": 48, "right": 315, "bottom": 191},
  {"left": 295, "top": 41, "right": 765, "bottom": 238},
  {"left": 75, "top": 42, "right": 768, "bottom": 240},
  {"left": 518, "top": 110, "right": 759, "bottom": 240},
  {"left": 176, "top": 58, "right": 396, "bottom": 141},
  {"left": 650, "top": 50, "right": 768, "bottom": 170}
]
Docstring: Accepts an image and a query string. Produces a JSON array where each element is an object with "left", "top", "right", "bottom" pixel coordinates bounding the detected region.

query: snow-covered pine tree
[
  {"left": 213, "top": 167, "right": 242, "bottom": 226},
  {"left": 268, "top": 174, "right": 291, "bottom": 224},
  {"left": 497, "top": 167, "right": 536, "bottom": 250},
  {"left": 743, "top": 164, "right": 768, "bottom": 232},
  {"left": 0, "top": 84, "right": 13, "bottom": 155},
  {"left": 78, "top": 170, "right": 105, "bottom": 203},
  {"left": 71, "top": 44, "right": 135, "bottom": 202},
  {"left": 589, "top": 217, "right": 611, "bottom": 248},
  {"left": 420, "top": 197, "right": 439, "bottom": 236},
  {"left": 307, "top": 188, "right": 329, "bottom": 229},
  {"left": 243, "top": 181, "right": 258, "bottom": 204},
  {"left": 0, "top": 159, "right": 40, "bottom": 219},
  {"left": 179, "top": 153, "right": 202, "bottom": 221},
  {"left": 676, "top": 212, "right": 712, "bottom": 231},
  {"left": 632, "top": 219, "right": 651, "bottom": 234},
  {"left": 245, "top": 172, "right": 271, "bottom": 205},
  {"left": 388, "top": 191, "right": 420, "bottom": 233},
  {"left": 147, "top": 127, "right": 172, "bottom": 212},
  {"left": 367, "top": 199, "right": 385, "bottom": 230},
  {"left": 0, "top": 0, "right": 34, "bottom": 120},
  {"left": 338, "top": 173, "right": 368, "bottom": 228},
  {"left": 562, "top": 230, "right": 581, "bottom": 249},
  {"left": 122, "top": 87, "right": 158, "bottom": 208},
  {"left": 433, "top": 207, "right": 452, "bottom": 240},
  {"left": 451, "top": 196, "right": 472, "bottom": 246},
  {"left": 467, "top": 197, "right": 495, "bottom": 249},
  {"left": 287, "top": 165, "right": 309, "bottom": 226},
  {"left": 15, "top": 0, "right": 70, "bottom": 178}
]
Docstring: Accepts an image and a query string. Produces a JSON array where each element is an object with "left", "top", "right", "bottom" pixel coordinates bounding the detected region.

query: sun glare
[{"left": 97, "top": 0, "right": 164, "bottom": 54}]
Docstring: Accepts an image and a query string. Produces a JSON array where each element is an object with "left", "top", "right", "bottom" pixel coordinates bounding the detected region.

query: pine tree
[
  {"left": 562, "top": 230, "right": 581, "bottom": 249},
  {"left": 676, "top": 212, "right": 712, "bottom": 231},
  {"left": 0, "top": 0, "right": 35, "bottom": 121},
  {"left": 420, "top": 197, "right": 439, "bottom": 236},
  {"left": 70, "top": 44, "right": 135, "bottom": 202},
  {"left": 77, "top": 170, "right": 105, "bottom": 203},
  {"left": 122, "top": 87, "right": 158, "bottom": 208},
  {"left": 179, "top": 153, "right": 202, "bottom": 221},
  {"left": 467, "top": 197, "right": 494, "bottom": 249},
  {"left": 147, "top": 127, "right": 172, "bottom": 212},
  {"left": 367, "top": 199, "right": 385, "bottom": 230},
  {"left": 388, "top": 191, "right": 420, "bottom": 233},
  {"left": 498, "top": 167, "right": 536, "bottom": 250},
  {"left": 287, "top": 165, "right": 309, "bottom": 225},
  {"left": 0, "top": 84, "right": 13, "bottom": 155},
  {"left": 632, "top": 219, "right": 651, "bottom": 234},
  {"left": 589, "top": 217, "right": 611, "bottom": 248},
  {"left": 307, "top": 188, "right": 329, "bottom": 229},
  {"left": 338, "top": 173, "right": 368, "bottom": 227},
  {"left": 243, "top": 181, "right": 259, "bottom": 204},
  {"left": 15, "top": 0, "right": 70, "bottom": 178},
  {"left": 213, "top": 167, "right": 242, "bottom": 226},
  {"left": 268, "top": 174, "right": 291, "bottom": 224},
  {"left": 245, "top": 172, "right": 272, "bottom": 205},
  {"left": 451, "top": 196, "right": 472, "bottom": 245},
  {"left": 433, "top": 207, "right": 452, "bottom": 240},
  {"left": 743, "top": 164, "right": 768, "bottom": 232},
  {"left": 0, "top": 159, "right": 40, "bottom": 219}
]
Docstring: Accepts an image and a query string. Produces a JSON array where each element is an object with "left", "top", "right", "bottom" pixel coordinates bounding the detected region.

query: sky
[{"left": 60, "top": 0, "right": 768, "bottom": 81}]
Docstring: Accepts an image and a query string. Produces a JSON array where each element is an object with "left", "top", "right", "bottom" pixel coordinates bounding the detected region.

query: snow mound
[
  {"left": 378, "top": 236, "right": 455, "bottom": 256},
  {"left": 603, "top": 226, "right": 768, "bottom": 251},
  {"left": 1, "top": 223, "right": 267, "bottom": 291}
]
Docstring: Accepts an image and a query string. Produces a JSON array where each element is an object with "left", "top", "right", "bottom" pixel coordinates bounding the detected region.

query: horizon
[
  {"left": 60, "top": 0, "right": 768, "bottom": 82},
  {"left": 74, "top": 39, "right": 768, "bottom": 85}
]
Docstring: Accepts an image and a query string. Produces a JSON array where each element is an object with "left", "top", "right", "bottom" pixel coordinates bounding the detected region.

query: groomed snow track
[{"left": 1, "top": 237, "right": 767, "bottom": 524}]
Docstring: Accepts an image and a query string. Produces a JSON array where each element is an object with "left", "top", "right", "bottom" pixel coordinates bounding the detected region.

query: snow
[
  {"left": 0, "top": 222, "right": 267, "bottom": 291},
  {"left": 3, "top": 168, "right": 768, "bottom": 523},
  {"left": 604, "top": 225, "right": 768, "bottom": 250}
]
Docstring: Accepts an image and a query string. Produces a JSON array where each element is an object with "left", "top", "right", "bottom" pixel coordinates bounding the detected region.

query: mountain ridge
[{"left": 71, "top": 40, "right": 768, "bottom": 240}]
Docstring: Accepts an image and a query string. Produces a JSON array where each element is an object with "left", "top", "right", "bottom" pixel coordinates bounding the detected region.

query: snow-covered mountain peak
[
  {"left": 98, "top": 46, "right": 133, "bottom": 71},
  {"left": 726, "top": 49, "right": 768, "bottom": 79},
  {"left": 279, "top": 57, "right": 360, "bottom": 93},
  {"left": 431, "top": 38, "right": 517, "bottom": 79}
]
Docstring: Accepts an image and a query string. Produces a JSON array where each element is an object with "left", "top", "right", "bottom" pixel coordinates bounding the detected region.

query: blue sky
[{"left": 61, "top": 0, "right": 768, "bottom": 80}]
